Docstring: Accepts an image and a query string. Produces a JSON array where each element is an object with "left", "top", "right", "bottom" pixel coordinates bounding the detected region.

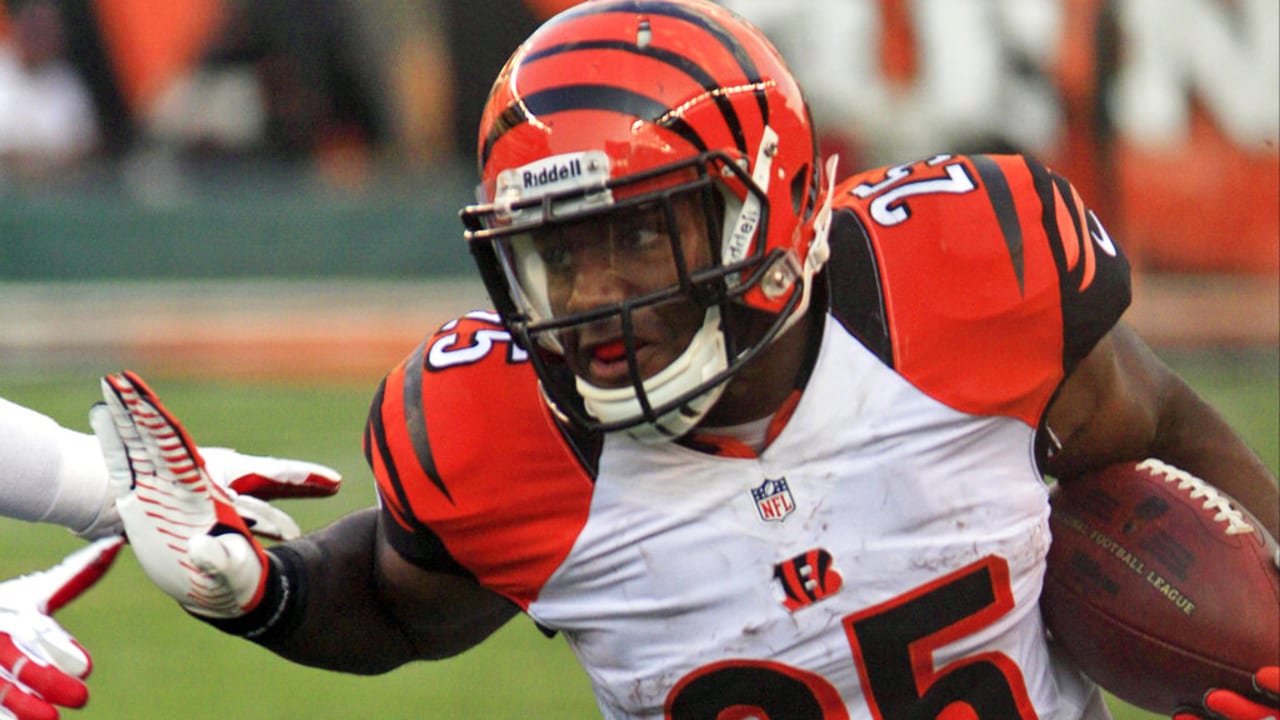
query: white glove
[
  {"left": 95, "top": 371, "right": 270, "bottom": 619},
  {"left": 0, "top": 537, "right": 124, "bottom": 720},
  {"left": 80, "top": 371, "right": 342, "bottom": 541}
]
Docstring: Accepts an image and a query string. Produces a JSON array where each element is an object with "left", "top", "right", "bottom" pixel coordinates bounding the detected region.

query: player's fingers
[
  {"left": 124, "top": 393, "right": 217, "bottom": 519},
  {"left": 120, "top": 371, "right": 212, "bottom": 473},
  {"left": 221, "top": 466, "right": 342, "bottom": 500},
  {"left": 40, "top": 537, "right": 125, "bottom": 615},
  {"left": 87, "top": 403, "right": 129, "bottom": 485},
  {"left": 231, "top": 495, "right": 301, "bottom": 541},
  {"left": 1202, "top": 688, "right": 1275, "bottom": 720},
  {"left": 1, "top": 679, "right": 59, "bottom": 720},
  {"left": 98, "top": 376, "right": 154, "bottom": 480},
  {"left": 0, "top": 636, "right": 88, "bottom": 710},
  {"left": 1254, "top": 666, "right": 1279, "bottom": 700}
]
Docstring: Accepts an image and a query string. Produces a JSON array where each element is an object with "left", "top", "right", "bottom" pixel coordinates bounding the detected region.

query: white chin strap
[{"left": 577, "top": 306, "right": 728, "bottom": 443}]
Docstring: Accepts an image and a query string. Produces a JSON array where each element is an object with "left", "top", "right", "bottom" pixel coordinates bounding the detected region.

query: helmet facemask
[
  {"left": 465, "top": 151, "right": 802, "bottom": 442},
  {"left": 462, "top": 0, "right": 830, "bottom": 442}
]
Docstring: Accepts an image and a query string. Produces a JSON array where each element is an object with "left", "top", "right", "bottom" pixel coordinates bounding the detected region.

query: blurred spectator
[
  {"left": 145, "top": 0, "right": 391, "bottom": 189},
  {"left": 0, "top": 0, "right": 98, "bottom": 186},
  {"left": 720, "top": 0, "right": 1278, "bottom": 274},
  {"left": 440, "top": 0, "right": 544, "bottom": 165},
  {"left": 344, "top": 0, "right": 454, "bottom": 171}
]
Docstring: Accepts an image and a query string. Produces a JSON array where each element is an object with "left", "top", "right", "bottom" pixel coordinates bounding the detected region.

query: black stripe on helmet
[
  {"left": 616, "top": 0, "right": 769, "bottom": 122},
  {"left": 523, "top": 39, "right": 749, "bottom": 155},
  {"left": 481, "top": 0, "right": 771, "bottom": 167},
  {"left": 481, "top": 84, "right": 706, "bottom": 166}
]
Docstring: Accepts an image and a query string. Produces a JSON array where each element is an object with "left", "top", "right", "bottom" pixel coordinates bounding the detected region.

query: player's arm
[
  {"left": 1043, "top": 322, "right": 1279, "bottom": 720},
  {"left": 224, "top": 506, "right": 517, "bottom": 673},
  {"left": 1042, "top": 322, "right": 1278, "bottom": 539},
  {"left": 96, "top": 370, "right": 516, "bottom": 675}
]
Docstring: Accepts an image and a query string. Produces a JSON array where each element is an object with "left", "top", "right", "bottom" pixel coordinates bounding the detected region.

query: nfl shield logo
[{"left": 751, "top": 478, "right": 795, "bottom": 522}]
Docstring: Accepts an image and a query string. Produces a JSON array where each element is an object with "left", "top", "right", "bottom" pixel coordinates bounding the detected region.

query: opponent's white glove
[
  {"left": 0, "top": 537, "right": 124, "bottom": 720},
  {"left": 81, "top": 371, "right": 342, "bottom": 542},
  {"left": 95, "top": 371, "right": 272, "bottom": 619}
]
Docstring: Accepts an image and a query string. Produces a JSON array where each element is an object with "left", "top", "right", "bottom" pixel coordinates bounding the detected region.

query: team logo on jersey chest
[
  {"left": 751, "top": 477, "right": 795, "bottom": 522},
  {"left": 774, "top": 548, "right": 844, "bottom": 612}
]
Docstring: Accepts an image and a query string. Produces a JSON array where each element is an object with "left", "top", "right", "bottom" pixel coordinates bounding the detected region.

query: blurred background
[
  {"left": 0, "top": 0, "right": 1275, "bottom": 379},
  {"left": 0, "top": 0, "right": 1276, "bottom": 718}
]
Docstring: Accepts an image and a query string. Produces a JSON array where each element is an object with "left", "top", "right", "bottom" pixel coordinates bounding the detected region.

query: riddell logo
[
  {"left": 774, "top": 549, "right": 843, "bottom": 612},
  {"left": 523, "top": 159, "right": 583, "bottom": 189}
]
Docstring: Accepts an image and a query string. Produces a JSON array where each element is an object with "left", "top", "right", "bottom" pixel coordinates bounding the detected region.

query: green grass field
[{"left": 2, "top": 346, "right": 1275, "bottom": 719}]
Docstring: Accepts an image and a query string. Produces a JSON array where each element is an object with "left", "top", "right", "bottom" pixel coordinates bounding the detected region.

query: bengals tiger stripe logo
[{"left": 774, "top": 548, "right": 844, "bottom": 612}]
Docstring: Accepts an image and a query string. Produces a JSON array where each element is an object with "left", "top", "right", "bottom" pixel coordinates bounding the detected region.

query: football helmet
[{"left": 461, "top": 0, "right": 833, "bottom": 441}]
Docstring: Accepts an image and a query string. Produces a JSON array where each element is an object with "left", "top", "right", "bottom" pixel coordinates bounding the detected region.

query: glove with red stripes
[
  {"left": 94, "top": 371, "right": 269, "bottom": 619},
  {"left": 0, "top": 536, "right": 123, "bottom": 720},
  {"left": 1173, "top": 667, "right": 1280, "bottom": 720},
  {"left": 79, "top": 373, "right": 341, "bottom": 542}
]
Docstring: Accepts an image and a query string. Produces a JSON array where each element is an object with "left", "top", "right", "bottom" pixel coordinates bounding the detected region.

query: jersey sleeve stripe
[
  {"left": 971, "top": 155, "right": 1027, "bottom": 295},
  {"left": 1049, "top": 172, "right": 1098, "bottom": 292},
  {"left": 367, "top": 372, "right": 476, "bottom": 577},
  {"left": 1052, "top": 183, "right": 1080, "bottom": 271},
  {"left": 365, "top": 378, "right": 415, "bottom": 533},
  {"left": 401, "top": 340, "right": 454, "bottom": 504},
  {"left": 1066, "top": 182, "right": 1097, "bottom": 292}
]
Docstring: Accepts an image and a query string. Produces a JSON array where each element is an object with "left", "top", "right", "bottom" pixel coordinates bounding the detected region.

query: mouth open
[
  {"left": 587, "top": 339, "right": 634, "bottom": 385},
  {"left": 594, "top": 340, "right": 627, "bottom": 363}
]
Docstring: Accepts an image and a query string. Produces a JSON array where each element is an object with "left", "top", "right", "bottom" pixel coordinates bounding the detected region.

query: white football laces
[{"left": 1137, "top": 458, "right": 1255, "bottom": 536}]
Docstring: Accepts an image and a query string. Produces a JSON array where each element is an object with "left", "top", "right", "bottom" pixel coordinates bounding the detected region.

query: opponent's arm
[
  {"left": 1044, "top": 322, "right": 1278, "bottom": 538},
  {"left": 1, "top": 390, "right": 340, "bottom": 541}
]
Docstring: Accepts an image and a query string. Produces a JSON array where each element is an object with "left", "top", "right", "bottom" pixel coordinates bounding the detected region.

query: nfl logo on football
[{"left": 752, "top": 478, "right": 796, "bottom": 522}]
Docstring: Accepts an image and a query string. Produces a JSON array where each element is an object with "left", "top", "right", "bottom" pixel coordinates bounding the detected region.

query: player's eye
[
  {"left": 611, "top": 207, "right": 667, "bottom": 254},
  {"left": 538, "top": 242, "right": 573, "bottom": 270},
  {"left": 617, "top": 226, "right": 663, "bottom": 252}
]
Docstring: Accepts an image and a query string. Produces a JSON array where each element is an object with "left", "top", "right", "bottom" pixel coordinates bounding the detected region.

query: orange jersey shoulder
[
  {"left": 364, "top": 311, "right": 596, "bottom": 609},
  {"left": 825, "top": 153, "right": 1130, "bottom": 427}
]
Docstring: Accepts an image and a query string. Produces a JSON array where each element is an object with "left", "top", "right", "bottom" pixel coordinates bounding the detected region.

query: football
[{"left": 1041, "top": 458, "right": 1280, "bottom": 714}]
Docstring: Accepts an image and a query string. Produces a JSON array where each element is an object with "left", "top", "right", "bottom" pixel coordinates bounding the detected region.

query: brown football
[{"left": 1041, "top": 459, "right": 1279, "bottom": 714}]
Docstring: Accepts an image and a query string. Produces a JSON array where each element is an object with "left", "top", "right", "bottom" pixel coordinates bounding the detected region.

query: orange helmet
[{"left": 462, "top": 0, "right": 832, "bottom": 440}]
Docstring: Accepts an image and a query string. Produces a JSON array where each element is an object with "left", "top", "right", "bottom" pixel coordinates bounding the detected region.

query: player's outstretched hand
[
  {"left": 1173, "top": 666, "right": 1280, "bottom": 720},
  {"left": 0, "top": 537, "right": 124, "bottom": 720},
  {"left": 78, "top": 371, "right": 341, "bottom": 541},
  {"left": 93, "top": 371, "right": 269, "bottom": 619}
]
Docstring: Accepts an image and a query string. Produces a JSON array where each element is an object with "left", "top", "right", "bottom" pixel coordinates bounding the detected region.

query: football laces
[{"left": 1137, "top": 458, "right": 1255, "bottom": 536}]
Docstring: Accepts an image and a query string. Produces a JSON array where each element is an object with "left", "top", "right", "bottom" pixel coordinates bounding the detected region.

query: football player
[
  {"left": 99, "top": 1, "right": 1278, "bottom": 718},
  {"left": 0, "top": 393, "right": 340, "bottom": 720}
]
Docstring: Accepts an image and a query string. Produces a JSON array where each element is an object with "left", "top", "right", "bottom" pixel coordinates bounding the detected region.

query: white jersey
[{"left": 368, "top": 154, "right": 1130, "bottom": 718}]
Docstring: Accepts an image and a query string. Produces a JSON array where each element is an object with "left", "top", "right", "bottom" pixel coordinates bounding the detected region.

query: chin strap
[{"left": 577, "top": 306, "right": 729, "bottom": 444}]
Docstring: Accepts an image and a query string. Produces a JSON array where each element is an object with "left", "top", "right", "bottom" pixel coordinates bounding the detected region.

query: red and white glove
[
  {"left": 0, "top": 536, "right": 124, "bottom": 720},
  {"left": 79, "top": 372, "right": 341, "bottom": 541},
  {"left": 94, "top": 371, "right": 270, "bottom": 619},
  {"left": 1174, "top": 667, "right": 1280, "bottom": 720}
]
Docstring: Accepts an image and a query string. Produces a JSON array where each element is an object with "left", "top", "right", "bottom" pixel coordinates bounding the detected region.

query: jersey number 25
[{"left": 664, "top": 555, "right": 1038, "bottom": 719}]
